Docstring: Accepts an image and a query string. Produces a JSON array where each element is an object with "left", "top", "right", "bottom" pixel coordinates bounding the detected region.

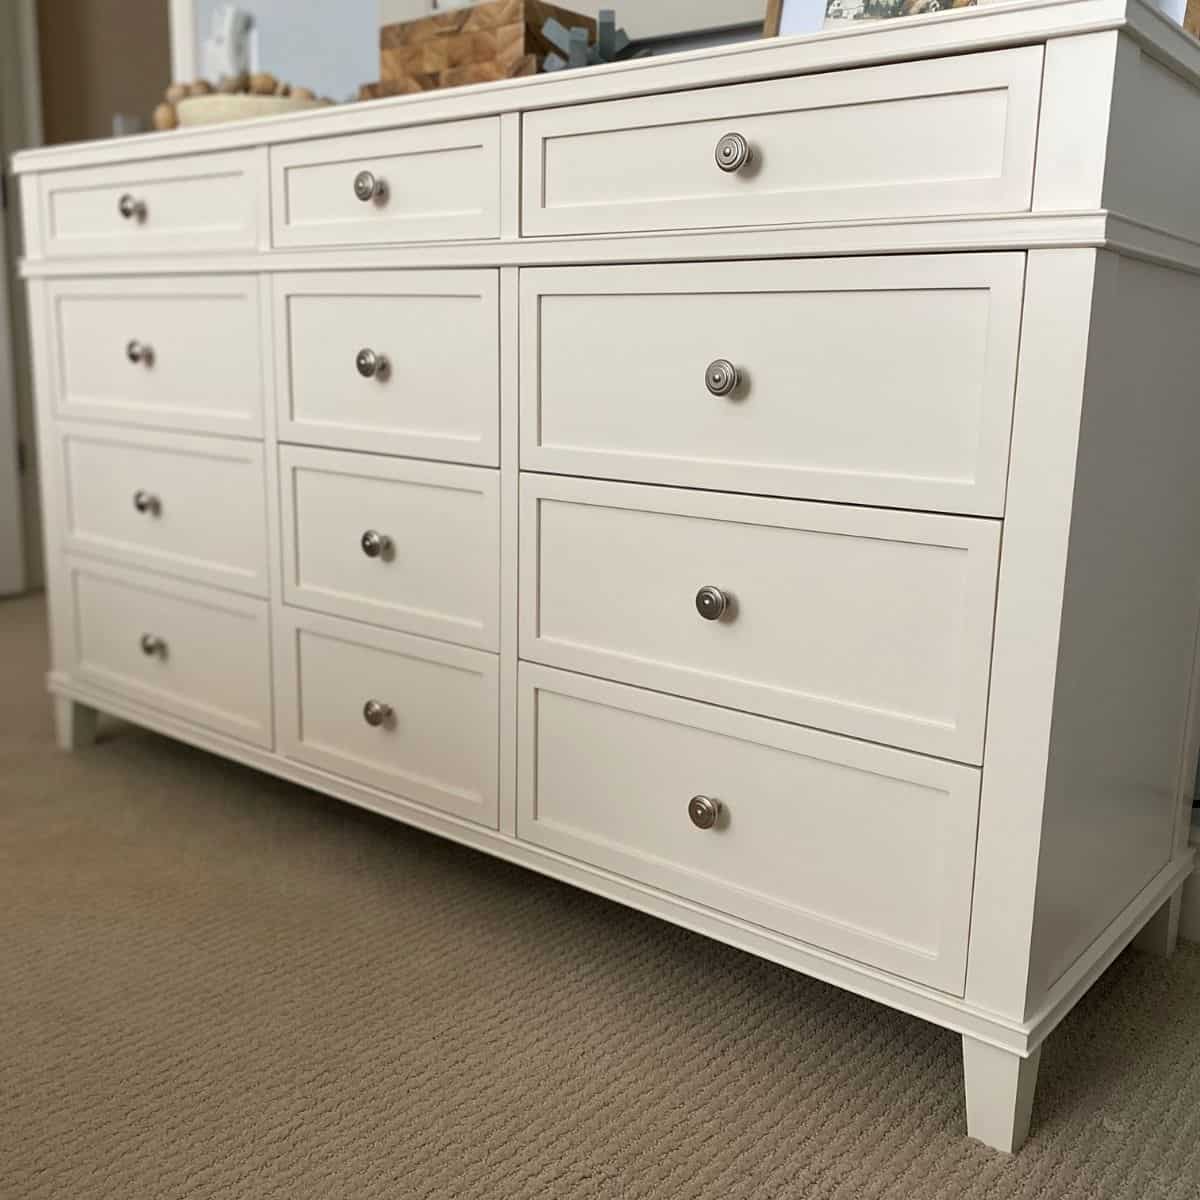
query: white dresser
[{"left": 14, "top": 0, "right": 1200, "bottom": 1153}]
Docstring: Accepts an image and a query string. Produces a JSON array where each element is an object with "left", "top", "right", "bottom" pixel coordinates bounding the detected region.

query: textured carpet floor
[{"left": 2, "top": 593, "right": 1200, "bottom": 1199}]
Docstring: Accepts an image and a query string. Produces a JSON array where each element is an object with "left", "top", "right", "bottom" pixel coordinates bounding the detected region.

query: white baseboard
[{"left": 1182, "top": 813, "right": 1200, "bottom": 943}]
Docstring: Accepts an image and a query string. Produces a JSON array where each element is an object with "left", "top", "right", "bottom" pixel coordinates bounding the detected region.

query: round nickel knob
[
  {"left": 355, "top": 347, "right": 387, "bottom": 379},
  {"left": 132, "top": 489, "right": 161, "bottom": 516},
  {"left": 688, "top": 795, "right": 722, "bottom": 831},
  {"left": 715, "top": 132, "right": 752, "bottom": 174},
  {"left": 705, "top": 359, "right": 740, "bottom": 397},
  {"left": 354, "top": 169, "right": 385, "bottom": 202},
  {"left": 695, "top": 585, "right": 730, "bottom": 622},
  {"left": 363, "top": 699, "right": 393, "bottom": 728},
  {"left": 126, "top": 339, "right": 153, "bottom": 366},
  {"left": 139, "top": 633, "right": 166, "bottom": 657},
  {"left": 361, "top": 529, "right": 392, "bottom": 559},
  {"left": 117, "top": 193, "right": 145, "bottom": 220}
]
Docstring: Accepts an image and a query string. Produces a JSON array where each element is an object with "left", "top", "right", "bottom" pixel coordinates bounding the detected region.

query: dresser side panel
[
  {"left": 1102, "top": 32, "right": 1200, "bottom": 246},
  {"left": 1026, "top": 253, "right": 1200, "bottom": 1007},
  {"left": 966, "top": 249, "right": 1098, "bottom": 1019}
]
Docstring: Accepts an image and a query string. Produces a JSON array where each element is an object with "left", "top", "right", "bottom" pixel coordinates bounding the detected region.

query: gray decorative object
[{"left": 540, "top": 9, "right": 645, "bottom": 73}]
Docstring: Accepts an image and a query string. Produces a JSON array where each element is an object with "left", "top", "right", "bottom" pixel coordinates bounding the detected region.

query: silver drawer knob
[
  {"left": 117, "top": 192, "right": 146, "bottom": 220},
  {"left": 363, "top": 699, "right": 393, "bottom": 728},
  {"left": 126, "top": 339, "right": 153, "bottom": 366},
  {"left": 355, "top": 347, "right": 388, "bottom": 379},
  {"left": 361, "top": 529, "right": 392, "bottom": 559},
  {"left": 705, "top": 359, "right": 740, "bottom": 397},
  {"left": 695, "top": 585, "right": 730, "bottom": 622},
  {"left": 688, "top": 795, "right": 722, "bottom": 830},
  {"left": 132, "top": 489, "right": 161, "bottom": 516},
  {"left": 139, "top": 633, "right": 166, "bottom": 658},
  {"left": 715, "top": 132, "right": 752, "bottom": 174},
  {"left": 353, "top": 169, "right": 386, "bottom": 203}
]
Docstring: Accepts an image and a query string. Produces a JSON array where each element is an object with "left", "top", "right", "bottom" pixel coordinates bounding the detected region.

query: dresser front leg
[
  {"left": 54, "top": 697, "right": 99, "bottom": 752},
  {"left": 1132, "top": 892, "right": 1182, "bottom": 958},
  {"left": 962, "top": 1037, "right": 1041, "bottom": 1153}
]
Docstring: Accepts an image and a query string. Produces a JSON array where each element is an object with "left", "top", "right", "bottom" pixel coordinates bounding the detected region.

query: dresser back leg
[
  {"left": 1133, "top": 891, "right": 1183, "bottom": 958},
  {"left": 962, "top": 1037, "right": 1041, "bottom": 1153},
  {"left": 54, "top": 697, "right": 98, "bottom": 752}
]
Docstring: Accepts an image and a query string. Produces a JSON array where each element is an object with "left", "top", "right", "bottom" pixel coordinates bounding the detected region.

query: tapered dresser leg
[
  {"left": 1133, "top": 892, "right": 1182, "bottom": 958},
  {"left": 54, "top": 697, "right": 99, "bottom": 751},
  {"left": 962, "top": 1037, "right": 1041, "bottom": 1153}
]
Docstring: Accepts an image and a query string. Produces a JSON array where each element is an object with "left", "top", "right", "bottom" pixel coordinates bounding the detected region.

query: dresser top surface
[{"left": 12, "top": 0, "right": 1197, "bottom": 176}]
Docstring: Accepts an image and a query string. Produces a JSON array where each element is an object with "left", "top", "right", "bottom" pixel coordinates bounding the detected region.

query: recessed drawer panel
[
  {"left": 519, "top": 476, "right": 1000, "bottom": 763},
  {"left": 68, "top": 559, "right": 272, "bottom": 748},
  {"left": 40, "top": 150, "right": 263, "bottom": 259},
  {"left": 280, "top": 446, "right": 500, "bottom": 651},
  {"left": 519, "top": 664, "right": 979, "bottom": 994},
  {"left": 60, "top": 425, "right": 268, "bottom": 596},
  {"left": 275, "top": 271, "right": 499, "bottom": 464},
  {"left": 278, "top": 608, "right": 499, "bottom": 828},
  {"left": 48, "top": 276, "right": 263, "bottom": 437},
  {"left": 271, "top": 120, "right": 501, "bottom": 248},
  {"left": 521, "top": 255, "right": 1024, "bottom": 515},
  {"left": 522, "top": 47, "right": 1042, "bottom": 237}
]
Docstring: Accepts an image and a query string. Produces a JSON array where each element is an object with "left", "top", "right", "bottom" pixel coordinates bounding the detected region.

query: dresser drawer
[
  {"left": 67, "top": 559, "right": 272, "bottom": 748},
  {"left": 277, "top": 609, "right": 499, "bottom": 827},
  {"left": 40, "top": 151, "right": 263, "bottom": 259},
  {"left": 274, "top": 271, "right": 499, "bottom": 464},
  {"left": 271, "top": 120, "right": 501, "bottom": 248},
  {"left": 522, "top": 47, "right": 1041, "bottom": 237},
  {"left": 520, "top": 476, "right": 999, "bottom": 763},
  {"left": 280, "top": 446, "right": 500, "bottom": 651},
  {"left": 521, "top": 255, "right": 1023, "bottom": 515},
  {"left": 519, "top": 665, "right": 979, "bottom": 993},
  {"left": 47, "top": 276, "right": 263, "bottom": 437},
  {"left": 60, "top": 425, "right": 268, "bottom": 597}
]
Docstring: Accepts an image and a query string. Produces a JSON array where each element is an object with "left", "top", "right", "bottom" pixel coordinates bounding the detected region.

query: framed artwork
[{"left": 765, "top": 0, "right": 981, "bottom": 33}]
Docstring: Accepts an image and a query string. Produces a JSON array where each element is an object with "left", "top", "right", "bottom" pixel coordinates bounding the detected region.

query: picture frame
[{"left": 763, "top": 0, "right": 831, "bottom": 36}]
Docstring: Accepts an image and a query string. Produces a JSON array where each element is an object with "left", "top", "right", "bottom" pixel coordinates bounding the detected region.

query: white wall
[
  {"left": 193, "top": 0, "right": 379, "bottom": 99},
  {"left": 379, "top": 0, "right": 770, "bottom": 37}
]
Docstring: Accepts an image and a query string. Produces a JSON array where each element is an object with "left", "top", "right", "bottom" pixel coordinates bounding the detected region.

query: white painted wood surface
[
  {"left": 58, "top": 424, "right": 268, "bottom": 596},
  {"left": 520, "top": 255, "right": 1024, "bottom": 515},
  {"left": 522, "top": 47, "right": 1042, "bottom": 237},
  {"left": 519, "top": 664, "right": 980, "bottom": 993},
  {"left": 274, "top": 270, "right": 499, "bottom": 464},
  {"left": 39, "top": 150, "right": 264, "bottom": 258},
  {"left": 271, "top": 120, "right": 502, "bottom": 248},
  {"left": 47, "top": 276, "right": 263, "bottom": 437},
  {"left": 279, "top": 445, "right": 500, "bottom": 650},
  {"left": 520, "top": 474, "right": 1000, "bottom": 763},
  {"left": 67, "top": 557, "right": 272, "bottom": 748},
  {"left": 276, "top": 607, "right": 499, "bottom": 827},
  {"left": 16, "top": 2, "right": 1200, "bottom": 1154}
]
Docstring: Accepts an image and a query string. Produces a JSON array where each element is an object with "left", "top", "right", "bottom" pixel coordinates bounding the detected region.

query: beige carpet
[{"left": 2, "top": 592, "right": 1199, "bottom": 1200}]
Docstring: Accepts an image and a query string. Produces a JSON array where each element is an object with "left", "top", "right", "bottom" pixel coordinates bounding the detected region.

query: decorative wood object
[
  {"left": 375, "top": 0, "right": 597, "bottom": 96},
  {"left": 764, "top": 0, "right": 785, "bottom": 36},
  {"left": 1187, "top": 0, "right": 1199, "bottom": 38}
]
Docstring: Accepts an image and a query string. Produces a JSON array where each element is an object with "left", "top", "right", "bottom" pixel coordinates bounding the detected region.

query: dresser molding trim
[
  {"left": 19, "top": 212, "right": 1200, "bottom": 278},
  {"left": 42, "top": 669, "right": 1193, "bottom": 1062}
]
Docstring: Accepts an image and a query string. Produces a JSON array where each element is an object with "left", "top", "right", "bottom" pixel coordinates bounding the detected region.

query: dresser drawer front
[
  {"left": 519, "top": 665, "right": 978, "bottom": 993},
  {"left": 275, "top": 271, "right": 499, "bottom": 464},
  {"left": 48, "top": 276, "right": 263, "bottom": 437},
  {"left": 68, "top": 559, "right": 272, "bottom": 748},
  {"left": 278, "top": 610, "right": 499, "bottom": 827},
  {"left": 280, "top": 446, "right": 500, "bottom": 651},
  {"left": 60, "top": 425, "right": 268, "bottom": 596},
  {"left": 522, "top": 47, "right": 1041, "bottom": 237},
  {"left": 521, "top": 255, "right": 1023, "bottom": 515},
  {"left": 520, "top": 476, "right": 999, "bottom": 762},
  {"left": 41, "top": 151, "right": 262, "bottom": 258},
  {"left": 271, "top": 120, "right": 501, "bottom": 248}
]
